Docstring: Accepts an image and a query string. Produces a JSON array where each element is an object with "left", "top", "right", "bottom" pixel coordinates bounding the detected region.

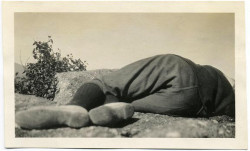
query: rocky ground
[
  {"left": 15, "top": 93, "right": 235, "bottom": 138},
  {"left": 15, "top": 70, "right": 235, "bottom": 138}
]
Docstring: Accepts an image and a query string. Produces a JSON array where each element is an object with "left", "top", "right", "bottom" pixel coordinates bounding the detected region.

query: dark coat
[{"left": 90, "top": 54, "right": 235, "bottom": 117}]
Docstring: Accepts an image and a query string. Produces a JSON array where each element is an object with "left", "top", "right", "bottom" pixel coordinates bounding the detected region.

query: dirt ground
[{"left": 15, "top": 93, "right": 235, "bottom": 138}]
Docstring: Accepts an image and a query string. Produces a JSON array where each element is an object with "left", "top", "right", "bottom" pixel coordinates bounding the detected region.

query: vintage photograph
[
  {"left": 14, "top": 12, "right": 235, "bottom": 138},
  {"left": 3, "top": 1, "right": 247, "bottom": 149}
]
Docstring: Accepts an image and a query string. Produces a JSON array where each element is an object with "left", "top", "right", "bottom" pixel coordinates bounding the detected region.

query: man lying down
[{"left": 16, "top": 54, "right": 235, "bottom": 129}]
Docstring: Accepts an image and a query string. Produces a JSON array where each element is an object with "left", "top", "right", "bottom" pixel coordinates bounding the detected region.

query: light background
[{"left": 15, "top": 13, "right": 235, "bottom": 78}]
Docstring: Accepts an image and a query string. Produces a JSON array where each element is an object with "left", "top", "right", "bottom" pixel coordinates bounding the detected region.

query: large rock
[
  {"left": 15, "top": 93, "right": 56, "bottom": 112},
  {"left": 54, "top": 69, "right": 115, "bottom": 105}
]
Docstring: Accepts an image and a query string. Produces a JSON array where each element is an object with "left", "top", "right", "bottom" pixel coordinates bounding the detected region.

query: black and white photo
[{"left": 2, "top": 1, "right": 247, "bottom": 149}]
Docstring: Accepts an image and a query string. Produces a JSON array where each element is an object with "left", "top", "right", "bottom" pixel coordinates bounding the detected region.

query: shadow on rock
[{"left": 109, "top": 118, "right": 140, "bottom": 128}]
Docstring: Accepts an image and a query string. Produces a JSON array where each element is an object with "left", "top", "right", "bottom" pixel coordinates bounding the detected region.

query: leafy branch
[{"left": 15, "top": 36, "right": 87, "bottom": 100}]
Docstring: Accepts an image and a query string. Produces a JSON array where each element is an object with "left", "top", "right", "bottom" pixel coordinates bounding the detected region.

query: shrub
[{"left": 15, "top": 36, "right": 87, "bottom": 100}]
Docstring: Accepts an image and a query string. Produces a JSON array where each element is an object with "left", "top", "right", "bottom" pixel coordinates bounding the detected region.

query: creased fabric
[{"left": 89, "top": 54, "right": 235, "bottom": 117}]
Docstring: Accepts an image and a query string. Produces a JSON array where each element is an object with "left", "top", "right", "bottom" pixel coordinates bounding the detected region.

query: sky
[{"left": 15, "top": 13, "right": 235, "bottom": 78}]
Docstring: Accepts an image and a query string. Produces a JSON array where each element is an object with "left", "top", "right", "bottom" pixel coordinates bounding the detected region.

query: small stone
[
  {"left": 229, "top": 118, "right": 235, "bottom": 122},
  {"left": 197, "top": 121, "right": 208, "bottom": 127},
  {"left": 218, "top": 128, "right": 224, "bottom": 135},
  {"left": 121, "top": 130, "right": 130, "bottom": 137},
  {"left": 212, "top": 120, "right": 218, "bottom": 124},
  {"left": 226, "top": 123, "right": 235, "bottom": 127},
  {"left": 130, "top": 128, "right": 139, "bottom": 136}
]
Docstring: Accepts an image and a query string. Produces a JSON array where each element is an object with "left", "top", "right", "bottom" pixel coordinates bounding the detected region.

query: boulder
[
  {"left": 54, "top": 69, "right": 115, "bottom": 105},
  {"left": 15, "top": 93, "right": 56, "bottom": 112}
]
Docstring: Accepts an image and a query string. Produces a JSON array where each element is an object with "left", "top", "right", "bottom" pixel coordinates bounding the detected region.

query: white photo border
[{"left": 2, "top": 1, "right": 247, "bottom": 149}]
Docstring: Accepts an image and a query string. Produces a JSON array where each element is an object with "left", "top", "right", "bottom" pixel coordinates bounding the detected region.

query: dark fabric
[
  {"left": 89, "top": 54, "right": 235, "bottom": 117},
  {"left": 92, "top": 54, "right": 197, "bottom": 101},
  {"left": 131, "top": 86, "right": 202, "bottom": 117},
  {"left": 90, "top": 54, "right": 201, "bottom": 116},
  {"left": 68, "top": 83, "right": 106, "bottom": 110},
  {"left": 196, "top": 65, "right": 235, "bottom": 117},
  {"left": 179, "top": 56, "right": 235, "bottom": 117}
]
